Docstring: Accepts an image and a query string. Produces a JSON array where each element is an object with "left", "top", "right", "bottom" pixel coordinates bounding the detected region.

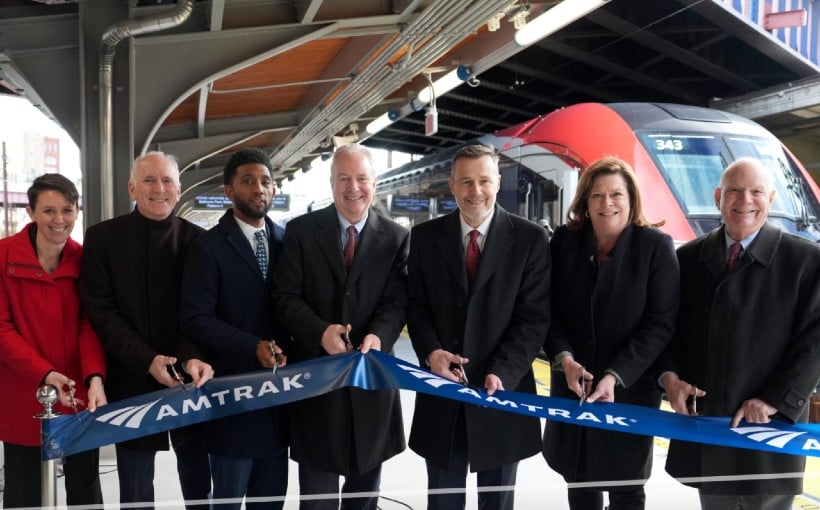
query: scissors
[
  {"left": 691, "top": 385, "right": 701, "bottom": 416},
  {"left": 67, "top": 382, "right": 79, "bottom": 415},
  {"left": 167, "top": 363, "right": 186, "bottom": 391},
  {"left": 458, "top": 358, "right": 469, "bottom": 385},
  {"left": 268, "top": 340, "right": 285, "bottom": 375},
  {"left": 579, "top": 367, "right": 587, "bottom": 407},
  {"left": 342, "top": 330, "right": 353, "bottom": 351}
]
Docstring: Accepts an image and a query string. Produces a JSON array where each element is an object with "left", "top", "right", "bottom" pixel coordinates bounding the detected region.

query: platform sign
[
  {"left": 193, "top": 194, "right": 290, "bottom": 211},
  {"left": 194, "top": 195, "right": 232, "bottom": 210},
  {"left": 390, "top": 195, "right": 429, "bottom": 214},
  {"left": 437, "top": 198, "right": 458, "bottom": 213},
  {"left": 272, "top": 194, "right": 290, "bottom": 211}
]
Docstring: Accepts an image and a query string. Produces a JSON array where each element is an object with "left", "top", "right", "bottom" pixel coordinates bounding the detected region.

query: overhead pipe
[
  {"left": 362, "top": 0, "right": 614, "bottom": 139},
  {"left": 99, "top": 0, "right": 194, "bottom": 220},
  {"left": 271, "top": 0, "right": 511, "bottom": 170},
  {"left": 270, "top": 0, "right": 478, "bottom": 165}
]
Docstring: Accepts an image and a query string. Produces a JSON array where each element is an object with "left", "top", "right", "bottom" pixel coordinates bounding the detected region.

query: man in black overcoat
[
  {"left": 80, "top": 152, "right": 213, "bottom": 509},
  {"left": 271, "top": 143, "right": 408, "bottom": 510},
  {"left": 407, "top": 144, "right": 551, "bottom": 510},
  {"left": 660, "top": 157, "right": 820, "bottom": 510}
]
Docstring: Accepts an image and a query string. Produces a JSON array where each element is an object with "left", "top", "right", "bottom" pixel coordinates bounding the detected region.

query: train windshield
[{"left": 641, "top": 133, "right": 819, "bottom": 225}]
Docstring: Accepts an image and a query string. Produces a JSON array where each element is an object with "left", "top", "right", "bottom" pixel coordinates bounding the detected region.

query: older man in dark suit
[
  {"left": 80, "top": 151, "right": 213, "bottom": 509},
  {"left": 271, "top": 143, "right": 408, "bottom": 510},
  {"left": 407, "top": 144, "right": 551, "bottom": 510},
  {"left": 181, "top": 148, "right": 289, "bottom": 509},
  {"left": 661, "top": 157, "right": 820, "bottom": 510}
]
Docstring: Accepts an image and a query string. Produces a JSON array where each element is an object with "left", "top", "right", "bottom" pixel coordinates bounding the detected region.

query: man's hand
[
  {"left": 149, "top": 354, "right": 179, "bottom": 388},
  {"left": 360, "top": 334, "right": 381, "bottom": 353},
  {"left": 662, "top": 371, "right": 705, "bottom": 415},
  {"left": 732, "top": 398, "right": 777, "bottom": 427},
  {"left": 484, "top": 374, "right": 504, "bottom": 395},
  {"left": 427, "top": 349, "right": 469, "bottom": 382},
  {"left": 321, "top": 324, "right": 353, "bottom": 355},
  {"left": 184, "top": 358, "right": 215, "bottom": 388},
  {"left": 86, "top": 376, "right": 107, "bottom": 412}
]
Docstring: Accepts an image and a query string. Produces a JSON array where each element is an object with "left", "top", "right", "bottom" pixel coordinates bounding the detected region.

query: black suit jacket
[
  {"left": 80, "top": 209, "right": 204, "bottom": 450},
  {"left": 180, "top": 210, "right": 288, "bottom": 457},
  {"left": 663, "top": 223, "right": 820, "bottom": 495},
  {"left": 407, "top": 206, "right": 550, "bottom": 472},
  {"left": 273, "top": 204, "right": 408, "bottom": 475}
]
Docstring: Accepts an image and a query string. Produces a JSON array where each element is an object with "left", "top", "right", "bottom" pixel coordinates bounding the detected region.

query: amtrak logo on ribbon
[
  {"left": 95, "top": 400, "right": 161, "bottom": 429},
  {"left": 732, "top": 426, "right": 818, "bottom": 451}
]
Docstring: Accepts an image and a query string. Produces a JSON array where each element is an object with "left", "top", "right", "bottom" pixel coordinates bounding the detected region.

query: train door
[{"left": 497, "top": 143, "right": 581, "bottom": 232}]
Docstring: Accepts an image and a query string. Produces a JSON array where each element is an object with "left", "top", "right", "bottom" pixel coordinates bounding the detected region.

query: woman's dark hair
[
  {"left": 27, "top": 173, "right": 80, "bottom": 210},
  {"left": 565, "top": 157, "right": 664, "bottom": 231}
]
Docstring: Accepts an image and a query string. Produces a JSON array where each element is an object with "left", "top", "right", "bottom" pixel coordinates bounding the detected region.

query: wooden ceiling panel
[
  {"left": 218, "top": 131, "right": 289, "bottom": 155},
  {"left": 165, "top": 90, "right": 199, "bottom": 124},
  {"left": 206, "top": 86, "right": 306, "bottom": 119},
  {"left": 212, "top": 38, "right": 349, "bottom": 91}
]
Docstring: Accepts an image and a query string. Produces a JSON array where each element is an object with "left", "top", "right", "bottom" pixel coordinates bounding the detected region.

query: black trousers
[
  {"left": 425, "top": 409, "right": 518, "bottom": 510},
  {"left": 3, "top": 442, "right": 102, "bottom": 508},
  {"left": 115, "top": 428, "right": 211, "bottom": 510},
  {"left": 297, "top": 462, "right": 382, "bottom": 510},
  {"left": 567, "top": 486, "right": 646, "bottom": 510},
  {"left": 699, "top": 492, "right": 794, "bottom": 510}
]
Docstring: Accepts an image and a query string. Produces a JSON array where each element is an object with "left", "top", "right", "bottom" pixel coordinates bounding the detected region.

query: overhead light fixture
[
  {"left": 364, "top": 66, "right": 473, "bottom": 138},
  {"left": 365, "top": 110, "right": 399, "bottom": 135},
  {"left": 514, "top": 0, "right": 610, "bottom": 47},
  {"left": 416, "top": 65, "right": 472, "bottom": 105}
]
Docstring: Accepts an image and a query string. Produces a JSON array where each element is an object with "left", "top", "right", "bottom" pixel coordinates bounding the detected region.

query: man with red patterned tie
[
  {"left": 270, "top": 144, "right": 408, "bottom": 510},
  {"left": 660, "top": 157, "right": 820, "bottom": 510},
  {"left": 406, "top": 144, "right": 551, "bottom": 510}
]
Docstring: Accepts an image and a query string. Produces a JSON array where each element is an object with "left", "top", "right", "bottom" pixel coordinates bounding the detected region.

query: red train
[{"left": 375, "top": 102, "right": 820, "bottom": 243}]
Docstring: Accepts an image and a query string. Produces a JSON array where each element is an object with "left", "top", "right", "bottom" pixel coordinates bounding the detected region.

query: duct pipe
[{"left": 99, "top": 0, "right": 194, "bottom": 220}]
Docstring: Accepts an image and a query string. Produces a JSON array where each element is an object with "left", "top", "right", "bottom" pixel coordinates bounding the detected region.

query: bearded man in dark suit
[
  {"left": 407, "top": 144, "right": 551, "bottom": 510},
  {"left": 270, "top": 143, "right": 408, "bottom": 510},
  {"left": 181, "top": 148, "right": 289, "bottom": 509}
]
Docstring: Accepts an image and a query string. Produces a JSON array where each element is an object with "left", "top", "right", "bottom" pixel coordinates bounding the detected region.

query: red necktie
[
  {"left": 727, "top": 241, "right": 741, "bottom": 270},
  {"left": 466, "top": 230, "right": 480, "bottom": 282},
  {"left": 344, "top": 225, "right": 356, "bottom": 269}
]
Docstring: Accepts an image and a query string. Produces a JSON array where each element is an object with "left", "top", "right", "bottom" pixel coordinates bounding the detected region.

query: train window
[
  {"left": 643, "top": 132, "right": 819, "bottom": 235},
  {"left": 641, "top": 134, "right": 726, "bottom": 215},
  {"left": 725, "top": 136, "right": 819, "bottom": 221}
]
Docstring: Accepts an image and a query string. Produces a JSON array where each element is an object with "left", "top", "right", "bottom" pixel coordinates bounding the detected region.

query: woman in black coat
[{"left": 543, "top": 157, "right": 680, "bottom": 510}]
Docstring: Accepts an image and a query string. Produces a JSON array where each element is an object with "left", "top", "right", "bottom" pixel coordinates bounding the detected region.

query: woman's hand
[
  {"left": 561, "top": 356, "right": 593, "bottom": 400},
  {"left": 586, "top": 373, "right": 617, "bottom": 403}
]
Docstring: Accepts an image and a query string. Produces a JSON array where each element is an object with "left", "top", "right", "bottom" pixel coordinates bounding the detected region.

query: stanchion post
[{"left": 35, "top": 384, "right": 60, "bottom": 508}]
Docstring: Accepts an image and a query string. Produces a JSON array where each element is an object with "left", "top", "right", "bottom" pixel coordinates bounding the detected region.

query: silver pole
[{"left": 35, "top": 384, "right": 60, "bottom": 508}]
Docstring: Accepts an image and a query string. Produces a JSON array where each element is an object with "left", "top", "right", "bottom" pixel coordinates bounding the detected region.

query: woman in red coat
[{"left": 0, "top": 173, "right": 107, "bottom": 508}]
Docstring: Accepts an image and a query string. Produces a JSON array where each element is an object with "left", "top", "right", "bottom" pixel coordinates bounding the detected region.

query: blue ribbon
[{"left": 41, "top": 351, "right": 820, "bottom": 460}]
